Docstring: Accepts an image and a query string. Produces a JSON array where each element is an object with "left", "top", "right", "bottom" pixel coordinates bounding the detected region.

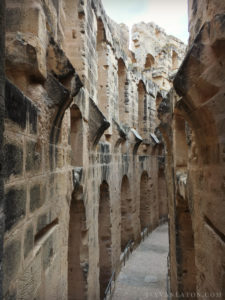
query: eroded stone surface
[
  {"left": 158, "top": 1, "right": 225, "bottom": 299},
  {"left": 2, "top": 0, "right": 224, "bottom": 299},
  {"left": 2, "top": 1, "right": 171, "bottom": 299}
]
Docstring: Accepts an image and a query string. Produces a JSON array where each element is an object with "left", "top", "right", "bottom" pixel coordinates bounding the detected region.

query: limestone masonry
[{"left": 0, "top": 0, "right": 224, "bottom": 300}]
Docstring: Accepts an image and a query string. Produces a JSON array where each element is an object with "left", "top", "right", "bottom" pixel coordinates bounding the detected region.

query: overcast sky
[{"left": 102, "top": 0, "right": 188, "bottom": 43}]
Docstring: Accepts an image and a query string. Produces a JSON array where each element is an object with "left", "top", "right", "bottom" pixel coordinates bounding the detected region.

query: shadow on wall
[
  {"left": 98, "top": 181, "right": 112, "bottom": 300},
  {"left": 68, "top": 185, "right": 88, "bottom": 300},
  {"left": 140, "top": 171, "right": 151, "bottom": 231},
  {"left": 120, "top": 175, "right": 134, "bottom": 252}
]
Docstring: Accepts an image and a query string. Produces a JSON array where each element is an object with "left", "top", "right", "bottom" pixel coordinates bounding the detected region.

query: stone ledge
[{"left": 89, "top": 98, "right": 110, "bottom": 147}]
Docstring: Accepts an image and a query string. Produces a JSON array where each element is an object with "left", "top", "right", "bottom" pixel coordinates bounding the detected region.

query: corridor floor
[{"left": 112, "top": 223, "right": 169, "bottom": 300}]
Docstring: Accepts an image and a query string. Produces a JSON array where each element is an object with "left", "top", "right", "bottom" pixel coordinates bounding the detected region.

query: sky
[{"left": 102, "top": 0, "right": 189, "bottom": 43}]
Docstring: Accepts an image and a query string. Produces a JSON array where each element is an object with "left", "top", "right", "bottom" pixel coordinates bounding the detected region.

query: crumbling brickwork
[
  {"left": 132, "top": 22, "right": 186, "bottom": 91},
  {"left": 1, "top": 0, "right": 185, "bottom": 299},
  {"left": 2, "top": 0, "right": 225, "bottom": 299},
  {"left": 158, "top": 1, "right": 225, "bottom": 299},
  {"left": 10, "top": 0, "right": 225, "bottom": 299}
]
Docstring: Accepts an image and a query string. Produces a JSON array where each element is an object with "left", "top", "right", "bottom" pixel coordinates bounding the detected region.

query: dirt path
[{"left": 112, "top": 223, "right": 169, "bottom": 300}]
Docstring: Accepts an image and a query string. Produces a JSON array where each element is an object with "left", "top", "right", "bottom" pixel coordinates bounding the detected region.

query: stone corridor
[
  {"left": 0, "top": 0, "right": 225, "bottom": 299},
  {"left": 112, "top": 223, "right": 169, "bottom": 300}
]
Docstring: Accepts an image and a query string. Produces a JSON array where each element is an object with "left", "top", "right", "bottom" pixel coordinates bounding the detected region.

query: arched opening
[
  {"left": 176, "top": 195, "right": 197, "bottom": 296},
  {"left": 98, "top": 181, "right": 112, "bottom": 299},
  {"left": 97, "top": 18, "right": 108, "bottom": 117},
  {"left": 118, "top": 58, "right": 127, "bottom": 124},
  {"left": 140, "top": 171, "right": 151, "bottom": 231},
  {"left": 174, "top": 115, "right": 188, "bottom": 169},
  {"left": 144, "top": 53, "right": 155, "bottom": 70},
  {"left": 138, "top": 80, "right": 146, "bottom": 138},
  {"left": 173, "top": 114, "right": 197, "bottom": 295},
  {"left": 158, "top": 168, "right": 168, "bottom": 220},
  {"left": 68, "top": 186, "right": 87, "bottom": 300},
  {"left": 70, "top": 104, "right": 83, "bottom": 167},
  {"left": 172, "top": 50, "right": 178, "bottom": 70},
  {"left": 120, "top": 175, "right": 134, "bottom": 252}
]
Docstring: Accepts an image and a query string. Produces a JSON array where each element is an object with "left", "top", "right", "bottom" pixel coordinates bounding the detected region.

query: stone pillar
[{"left": 0, "top": 0, "right": 5, "bottom": 298}]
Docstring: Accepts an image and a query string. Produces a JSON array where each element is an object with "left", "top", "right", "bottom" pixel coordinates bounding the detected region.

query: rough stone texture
[
  {"left": 132, "top": 23, "right": 186, "bottom": 91},
  {"left": 158, "top": 1, "right": 225, "bottom": 299},
  {"left": 24, "top": 223, "right": 33, "bottom": 258},
  {"left": 3, "top": 238, "right": 21, "bottom": 293},
  {"left": 1, "top": 0, "right": 179, "bottom": 299},
  {"left": 29, "top": 183, "right": 45, "bottom": 213},
  {"left": 4, "top": 143, "right": 23, "bottom": 179},
  {"left": 5, "top": 186, "right": 26, "bottom": 231},
  {"left": 2, "top": 0, "right": 224, "bottom": 299},
  {"left": 0, "top": 0, "right": 5, "bottom": 298}
]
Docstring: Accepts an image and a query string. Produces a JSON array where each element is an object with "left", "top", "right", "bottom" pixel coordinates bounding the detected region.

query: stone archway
[
  {"left": 139, "top": 171, "right": 151, "bottom": 231},
  {"left": 96, "top": 18, "right": 109, "bottom": 121},
  {"left": 138, "top": 80, "right": 146, "bottom": 138},
  {"left": 176, "top": 195, "right": 197, "bottom": 296},
  {"left": 70, "top": 104, "right": 83, "bottom": 167},
  {"left": 120, "top": 175, "right": 134, "bottom": 252},
  {"left": 172, "top": 50, "right": 178, "bottom": 70},
  {"left": 118, "top": 58, "right": 127, "bottom": 124},
  {"left": 98, "top": 181, "right": 112, "bottom": 300},
  {"left": 144, "top": 53, "right": 155, "bottom": 70},
  {"left": 158, "top": 168, "right": 168, "bottom": 221},
  {"left": 173, "top": 114, "right": 197, "bottom": 296},
  {"left": 68, "top": 186, "right": 88, "bottom": 300}
]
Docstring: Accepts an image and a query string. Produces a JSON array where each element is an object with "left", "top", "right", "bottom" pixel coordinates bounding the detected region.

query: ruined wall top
[
  {"left": 131, "top": 22, "right": 186, "bottom": 91},
  {"left": 92, "top": 0, "right": 131, "bottom": 59}
]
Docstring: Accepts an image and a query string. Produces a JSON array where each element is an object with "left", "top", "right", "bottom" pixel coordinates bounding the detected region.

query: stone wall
[
  {"left": 0, "top": 0, "right": 5, "bottom": 298},
  {"left": 1, "top": 0, "right": 185, "bottom": 299},
  {"left": 132, "top": 22, "right": 186, "bottom": 91},
  {"left": 3, "top": 0, "right": 224, "bottom": 299},
  {"left": 159, "top": 1, "right": 225, "bottom": 298}
]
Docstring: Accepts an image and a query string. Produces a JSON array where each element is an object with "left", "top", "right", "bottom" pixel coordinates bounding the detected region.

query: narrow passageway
[{"left": 112, "top": 223, "right": 169, "bottom": 300}]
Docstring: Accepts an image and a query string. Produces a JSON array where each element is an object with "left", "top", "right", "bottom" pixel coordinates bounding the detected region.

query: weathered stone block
[
  {"left": 27, "top": 101, "right": 38, "bottom": 134},
  {"left": 22, "top": 7, "right": 46, "bottom": 42},
  {"left": 44, "top": 248, "right": 62, "bottom": 299},
  {"left": 55, "top": 147, "right": 65, "bottom": 168},
  {"left": 5, "top": 80, "right": 38, "bottom": 134},
  {"left": 24, "top": 224, "right": 34, "bottom": 258},
  {"left": 17, "top": 249, "right": 42, "bottom": 300},
  {"left": 42, "top": 234, "right": 54, "bottom": 270},
  {"left": 4, "top": 143, "right": 23, "bottom": 179},
  {"left": 5, "top": 80, "right": 27, "bottom": 129},
  {"left": 6, "top": 33, "right": 47, "bottom": 81},
  {"left": 30, "top": 184, "right": 44, "bottom": 212},
  {"left": 36, "top": 212, "right": 51, "bottom": 234},
  {"left": 26, "top": 140, "right": 41, "bottom": 172},
  {"left": 3, "top": 239, "right": 21, "bottom": 292},
  {"left": 5, "top": 187, "right": 26, "bottom": 231},
  {"left": 47, "top": 37, "right": 75, "bottom": 80},
  {"left": 6, "top": 8, "right": 22, "bottom": 32},
  {"left": 44, "top": 73, "right": 70, "bottom": 107},
  {"left": 89, "top": 98, "right": 110, "bottom": 147},
  {"left": 6, "top": 6, "right": 46, "bottom": 41}
]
